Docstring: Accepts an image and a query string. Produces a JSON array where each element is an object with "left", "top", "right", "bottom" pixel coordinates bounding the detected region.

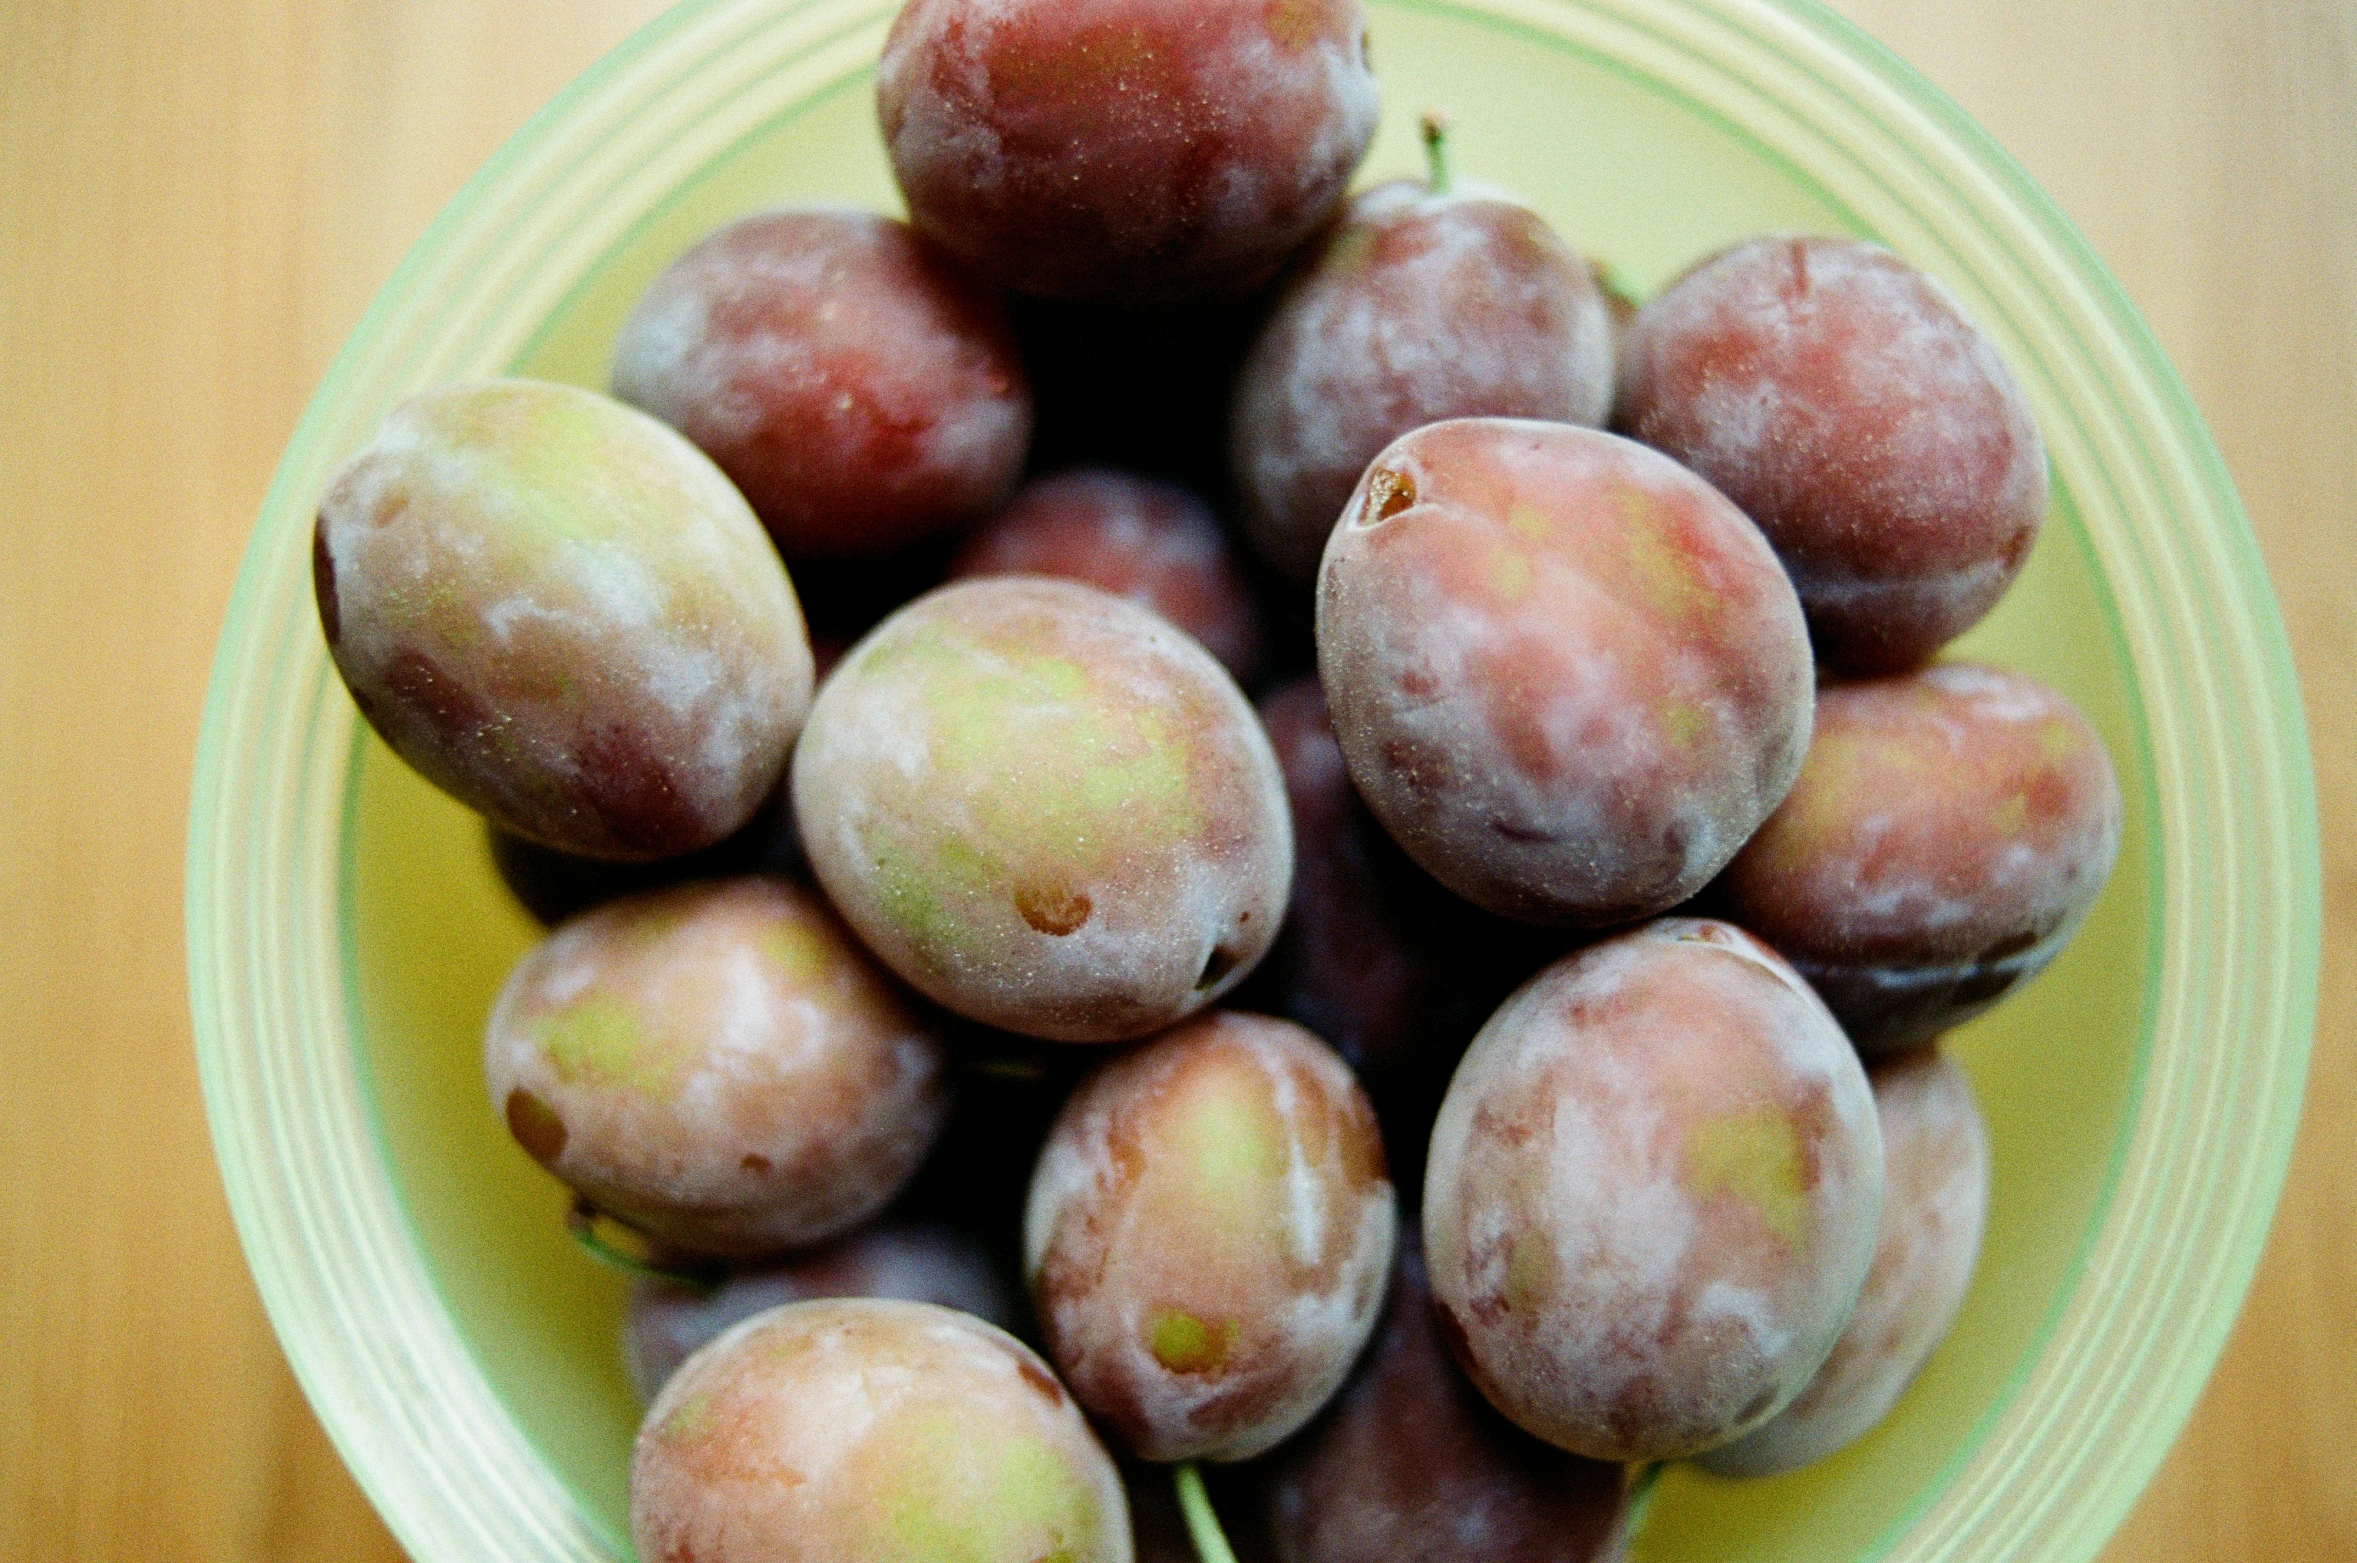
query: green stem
[
  {"left": 1174, "top": 1463, "right": 1239, "bottom": 1563},
  {"left": 565, "top": 1199, "right": 724, "bottom": 1292},
  {"left": 1421, "top": 110, "right": 1451, "bottom": 194}
]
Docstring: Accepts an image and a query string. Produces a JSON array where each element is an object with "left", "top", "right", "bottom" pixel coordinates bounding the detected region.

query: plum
[
  {"left": 632, "top": 1299, "right": 1131, "bottom": 1563},
  {"left": 314, "top": 378, "right": 813, "bottom": 860},
  {"left": 1263, "top": 1238, "right": 1628, "bottom": 1563},
  {"left": 877, "top": 0, "right": 1378, "bottom": 303},
  {"left": 1232, "top": 173, "right": 1615, "bottom": 580},
  {"left": 1316, "top": 418, "right": 1812, "bottom": 926},
  {"left": 622, "top": 1221, "right": 1020, "bottom": 1402},
  {"left": 950, "top": 468, "right": 1264, "bottom": 682},
  {"left": 1615, "top": 235, "right": 2047, "bottom": 674},
  {"left": 483, "top": 877, "right": 948, "bottom": 1259},
  {"left": 1712, "top": 662, "right": 2122, "bottom": 1054},
  {"left": 1026, "top": 1012, "right": 1395, "bottom": 1461},
  {"left": 611, "top": 210, "right": 1031, "bottom": 558},
  {"left": 1423, "top": 919, "right": 1882, "bottom": 1462},
  {"left": 793, "top": 578, "right": 1292, "bottom": 1042},
  {"left": 1700, "top": 1046, "right": 1990, "bottom": 1476}
]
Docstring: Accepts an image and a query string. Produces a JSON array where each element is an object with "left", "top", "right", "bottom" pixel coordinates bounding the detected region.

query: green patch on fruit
[
  {"left": 763, "top": 918, "right": 835, "bottom": 986},
  {"left": 1506, "top": 503, "right": 1552, "bottom": 543},
  {"left": 870, "top": 837, "right": 969, "bottom": 959},
  {"left": 1685, "top": 1105, "right": 1813, "bottom": 1249},
  {"left": 879, "top": 1410, "right": 1098, "bottom": 1563},
  {"left": 1490, "top": 546, "right": 1534, "bottom": 602},
  {"left": 1659, "top": 696, "right": 1708, "bottom": 750},
  {"left": 535, "top": 993, "right": 683, "bottom": 1100},
  {"left": 1991, "top": 793, "right": 2030, "bottom": 836},
  {"left": 660, "top": 1388, "right": 714, "bottom": 1443},
  {"left": 1176, "top": 1085, "right": 1286, "bottom": 1200},
  {"left": 1265, "top": 0, "right": 1327, "bottom": 51},
  {"left": 1148, "top": 1310, "right": 1237, "bottom": 1375},
  {"left": 1620, "top": 493, "right": 1714, "bottom": 624},
  {"left": 1503, "top": 1230, "right": 1555, "bottom": 1316}
]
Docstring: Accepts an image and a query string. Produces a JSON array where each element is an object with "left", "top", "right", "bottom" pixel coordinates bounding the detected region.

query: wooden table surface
[{"left": 1, "top": 1, "right": 2347, "bottom": 1557}]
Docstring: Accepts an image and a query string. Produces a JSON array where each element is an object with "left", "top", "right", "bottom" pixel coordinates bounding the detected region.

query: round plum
[
  {"left": 1026, "top": 1012, "right": 1396, "bottom": 1462},
  {"left": 1424, "top": 919, "right": 1883, "bottom": 1463},
  {"left": 611, "top": 209, "right": 1032, "bottom": 558},
  {"left": 1316, "top": 418, "right": 1813, "bottom": 926},
  {"left": 1712, "top": 662, "right": 2122, "bottom": 1054},
  {"left": 1232, "top": 178, "right": 1615, "bottom": 580},
  {"left": 950, "top": 468, "right": 1264, "bottom": 681},
  {"left": 877, "top": 0, "right": 1379, "bottom": 303},
  {"left": 1700, "top": 1046, "right": 1990, "bottom": 1477},
  {"left": 1615, "top": 235, "right": 2048, "bottom": 674},
  {"left": 632, "top": 1298, "right": 1131, "bottom": 1563},
  {"left": 484, "top": 877, "right": 949, "bottom": 1259},
  {"left": 1263, "top": 1238, "right": 1628, "bottom": 1563},
  {"left": 793, "top": 578, "right": 1292, "bottom": 1042},
  {"left": 314, "top": 378, "right": 814, "bottom": 860},
  {"left": 622, "top": 1222, "right": 1020, "bottom": 1402}
]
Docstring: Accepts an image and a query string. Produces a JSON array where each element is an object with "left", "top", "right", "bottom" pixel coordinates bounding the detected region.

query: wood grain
[{"left": 0, "top": 1, "right": 2345, "bottom": 1558}]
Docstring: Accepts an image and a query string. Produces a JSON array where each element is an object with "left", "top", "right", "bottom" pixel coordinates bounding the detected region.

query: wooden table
[{"left": 1, "top": 1, "right": 2347, "bottom": 1556}]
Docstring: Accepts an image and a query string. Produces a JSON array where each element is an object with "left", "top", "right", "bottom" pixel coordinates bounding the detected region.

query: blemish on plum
[
  {"left": 741, "top": 1153, "right": 773, "bottom": 1176},
  {"left": 1361, "top": 467, "right": 1417, "bottom": 526},
  {"left": 1016, "top": 881, "right": 1094, "bottom": 936},
  {"left": 505, "top": 1087, "right": 568, "bottom": 1164}
]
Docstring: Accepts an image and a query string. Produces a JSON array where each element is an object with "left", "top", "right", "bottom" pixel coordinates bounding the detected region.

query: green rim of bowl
[{"left": 188, "top": 2, "right": 2320, "bottom": 1560}]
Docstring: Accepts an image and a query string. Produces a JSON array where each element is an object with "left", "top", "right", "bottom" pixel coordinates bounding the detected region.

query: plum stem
[
  {"left": 1421, "top": 110, "right": 1452, "bottom": 193},
  {"left": 565, "top": 1198, "right": 724, "bottom": 1292},
  {"left": 1175, "top": 1463, "right": 1239, "bottom": 1563}
]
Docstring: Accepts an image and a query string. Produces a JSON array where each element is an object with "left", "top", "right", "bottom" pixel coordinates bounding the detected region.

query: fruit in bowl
[{"left": 188, "top": 2, "right": 2315, "bottom": 1562}]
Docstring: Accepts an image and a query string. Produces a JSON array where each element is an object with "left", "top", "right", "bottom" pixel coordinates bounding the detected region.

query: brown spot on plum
[
  {"left": 1016, "top": 881, "right": 1094, "bottom": 936},
  {"left": 742, "top": 1153, "right": 773, "bottom": 1176},
  {"left": 1362, "top": 467, "right": 1417, "bottom": 526},
  {"left": 312, "top": 526, "right": 340, "bottom": 647},
  {"left": 505, "top": 1087, "right": 567, "bottom": 1163},
  {"left": 1017, "top": 1356, "right": 1067, "bottom": 1406}
]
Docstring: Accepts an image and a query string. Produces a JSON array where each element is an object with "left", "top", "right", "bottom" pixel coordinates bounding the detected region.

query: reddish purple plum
[
  {"left": 1316, "top": 418, "right": 1812, "bottom": 926},
  {"left": 878, "top": 0, "right": 1378, "bottom": 303},
  {"left": 1233, "top": 177, "right": 1615, "bottom": 580},
  {"left": 951, "top": 468, "right": 1264, "bottom": 681},
  {"left": 1616, "top": 236, "right": 2047, "bottom": 673},
  {"left": 612, "top": 210, "right": 1031, "bottom": 558},
  {"left": 1264, "top": 1239, "right": 1629, "bottom": 1562},
  {"left": 1424, "top": 920, "right": 1883, "bottom": 1462},
  {"left": 1713, "top": 663, "right": 2122, "bottom": 1053}
]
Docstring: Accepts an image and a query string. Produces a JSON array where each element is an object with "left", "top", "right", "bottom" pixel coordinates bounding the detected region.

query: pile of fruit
[{"left": 310, "top": 1, "right": 2122, "bottom": 1558}]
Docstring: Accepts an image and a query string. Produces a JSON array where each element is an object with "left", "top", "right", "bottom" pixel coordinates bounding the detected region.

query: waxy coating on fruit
[
  {"left": 484, "top": 877, "right": 949, "bottom": 1259},
  {"left": 622, "top": 1221, "right": 1021, "bottom": 1403},
  {"left": 793, "top": 577, "right": 1292, "bottom": 1042},
  {"left": 1263, "top": 1237, "right": 1629, "bottom": 1563},
  {"left": 1232, "top": 169, "right": 1615, "bottom": 580},
  {"left": 1615, "top": 235, "right": 2048, "bottom": 674},
  {"left": 877, "top": 0, "right": 1379, "bottom": 303},
  {"left": 1700, "top": 1046, "right": 1989, "bottom": 1477},
  {"left": 951, "top": 467, "right": 1265, "bottom": 682},
  {"left": 1316, "top": 419, "right": 1813, "bottom": 926},
  {"left": 1246, "top": 676, "right": 1562, "bottom": 1187},
  {"left": 632, "top": 1298, "right": 1132, "bottom": 1563},
  {"left": 611, "top": 209, "right": 1032, "bottom": 559},
  {"left": 1026, "top": 1011, "right": 1396, "bottom": 1462},
  {"left": 314, "top": 378, "right": 815, "bottom": 861},
  {"left": 1711, "top": 663, "right": 2122, "bottom": 1054},
  {"left": 1423, "top": 919, "right": 1883, "bottom": 1462}
]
